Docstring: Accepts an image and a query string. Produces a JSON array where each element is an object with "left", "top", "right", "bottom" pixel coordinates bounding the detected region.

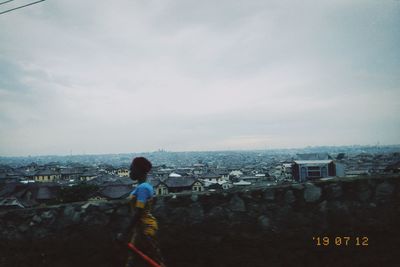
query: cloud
[{"left": 0, "top": 0, "right": 399, "bottom": 156}]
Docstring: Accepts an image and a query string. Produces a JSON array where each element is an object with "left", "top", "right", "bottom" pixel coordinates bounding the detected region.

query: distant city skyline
[
  {"left": 1, "top": 0, "right": 399, "bottom": 157},
  {"left": 1, "top": 143, "right": 399, "bottom": 158}
]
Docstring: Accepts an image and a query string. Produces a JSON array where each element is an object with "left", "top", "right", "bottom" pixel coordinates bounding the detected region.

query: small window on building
[
  {"left": 321, "top": 166, "right": 327, "bottom": 177},
  {"left": 308, "top": 166, "right": 320, "bottom": 171},
  {"left": 301, "top": 167, "right": 307, "bottom": 179},
  {"left": 307, "top": 171, "right": 321, "bottom": 177}
]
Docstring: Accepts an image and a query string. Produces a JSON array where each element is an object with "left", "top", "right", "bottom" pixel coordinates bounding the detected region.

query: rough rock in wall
[{"left": 0, "top": 175, "right": 399, "bottom": 267}]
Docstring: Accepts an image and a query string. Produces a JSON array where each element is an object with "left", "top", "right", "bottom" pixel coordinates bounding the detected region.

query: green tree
[{"left": 58, "top": 183, "right": 99, "bottom": 203}]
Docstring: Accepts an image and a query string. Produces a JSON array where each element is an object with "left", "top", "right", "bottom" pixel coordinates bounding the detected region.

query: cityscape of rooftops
[
  {"left": 1, "top": 0, "right": 399, "bottom": 216},
  {"left": 1, "top": 0, "right": 399, "bottom": 158}
]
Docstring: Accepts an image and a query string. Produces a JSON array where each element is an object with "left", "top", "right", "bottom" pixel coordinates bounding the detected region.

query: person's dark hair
[{"left": 130, "top": 157, "right": 152, "bottom": 180}]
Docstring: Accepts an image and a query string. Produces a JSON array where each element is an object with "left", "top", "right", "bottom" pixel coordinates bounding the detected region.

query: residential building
[
  {"left": 150, "top": 176, "right": 204, "bottom": 195},
  {"left": 116, "top": 168, "right": 129, "bottom": 177},
  {"left": 292, "top": 160, "right": 344, "bottom": 182},
  {"left": 34, "top": 169, "right": 61, "bottom": 182}
]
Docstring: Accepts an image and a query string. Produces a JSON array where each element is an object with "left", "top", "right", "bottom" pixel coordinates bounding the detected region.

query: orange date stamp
[{"left": 312, "top": 236, "right": 369, "bottom": 247}]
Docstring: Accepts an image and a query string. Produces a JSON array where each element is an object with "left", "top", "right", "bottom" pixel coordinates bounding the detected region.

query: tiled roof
[
  {"left": 0, "top": 165, "right": 13, "bottom": 172},
  {"left": 201, "top": 173, "right": 222, "bottom": 179},
  {"left": 60, "top": 168, "right": 83, "bottom": 175},
  {"left": 115, "top": 177, "right": 134, "bottom": 185},
  {"left": 0, "top": 197, "right": 25, "bottom": 208},
  {"left": 36, "top": 186, "right": 58, "bottom": 200},
  {"left": 35, "top": 169, "right": 59, "bottom": 176},
  {"left": 87, "top": 174, "right": 120, "bottom": 185},
  {"left": 0, "top": 183, "right": 60, "bottom": 202},
  {"left": 99, "top": 185, "right": 132, "bottom": 199},
  {"left": 0, "top": 183, "right": 18, "bottom": 197},
  {"left": 148, "top": 177, "right": 162, "bottom": 187},
  {"left": 20, "top": 169, "right": 37, "bottom": 177},
  {"left": 164, "top": 177, "right": 198, "bottom": 188},
  {"left": 4, "top": 169, "right": 24, "bottom": 177},
  {"left": 294, "top": 160, "right": 333, "bottom": 165},
  {"left": 385, "top": 161, "right": 400, "bottom": 171}
]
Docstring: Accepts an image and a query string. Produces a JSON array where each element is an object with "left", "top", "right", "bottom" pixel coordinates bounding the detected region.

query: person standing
[{"left": 125, "top": 157, "right": 166, "bottom": 267}]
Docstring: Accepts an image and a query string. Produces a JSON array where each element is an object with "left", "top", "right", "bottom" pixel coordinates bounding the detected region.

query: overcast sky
[{"left": 0, "top": 0, "right": 399, "bottom": 156}]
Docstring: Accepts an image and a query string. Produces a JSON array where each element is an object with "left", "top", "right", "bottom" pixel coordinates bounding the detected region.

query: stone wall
[{"left": 1, "top": 175, "right": 399, "bottom": 267}]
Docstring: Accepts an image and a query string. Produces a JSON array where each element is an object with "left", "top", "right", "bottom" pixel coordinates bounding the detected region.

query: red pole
[{"left": 127, "top": 242, "right": 161, "bottom": 267}]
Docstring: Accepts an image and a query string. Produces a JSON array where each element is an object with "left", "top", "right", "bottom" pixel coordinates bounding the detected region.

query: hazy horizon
[
  {"left": 1, "top": 143, "right": 399, "bottom": 158},
  {"left": 1, "top": 0, "right": 399, "bottom": 156}
]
